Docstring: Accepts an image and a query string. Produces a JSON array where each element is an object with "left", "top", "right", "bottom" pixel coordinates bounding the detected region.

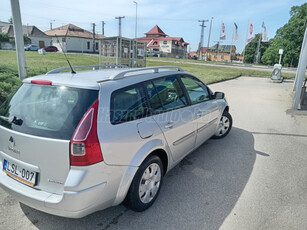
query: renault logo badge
[
  {"left": 8, "top": 136, "right": 20, "bottom": 154},
  {"left": 9, "top": 136, "right": 15, "bottom": 146}
]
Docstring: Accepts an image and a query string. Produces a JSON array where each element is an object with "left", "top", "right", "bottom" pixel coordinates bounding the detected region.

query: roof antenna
[{"left": 55, "top": 34, "right": 76, "bottom": 74}]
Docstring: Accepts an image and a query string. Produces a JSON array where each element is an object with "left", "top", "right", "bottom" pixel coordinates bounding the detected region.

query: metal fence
[{"left": 99, "top": 36, "right": 146, "bottom": 68}]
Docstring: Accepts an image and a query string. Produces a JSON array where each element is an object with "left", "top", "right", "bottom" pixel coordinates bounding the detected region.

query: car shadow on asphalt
[{"left": 20, "top": 127, "right": 265, "bottom": 230}]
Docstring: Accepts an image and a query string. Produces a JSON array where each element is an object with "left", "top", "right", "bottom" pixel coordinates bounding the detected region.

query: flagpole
[
  {"left": 255, "top": 22, "right": 262, "bottom": 64},
  {"left": 242, "top": 20, "right": 249, "bottom": 64},
  {"left": 217, "top": 21, "right": 222, "bottom": 62},
  {"left": 230, "top": 22, "right": 235, "bottom": 63}
]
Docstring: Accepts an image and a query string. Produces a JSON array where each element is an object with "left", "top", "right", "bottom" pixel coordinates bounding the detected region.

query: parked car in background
[
  {"left": 43, "top": 46, "right": 58, "bottom": 52},
  {"left": 0, "top": 65, "right": 232, "bottom": 218},
  {"left": 24, "top": 44, "right": 39, "bottom": 51}
]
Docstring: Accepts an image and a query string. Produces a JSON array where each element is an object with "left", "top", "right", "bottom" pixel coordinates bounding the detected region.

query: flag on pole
[
  {"left": 220, "top": 22, "right": 226, "bottom": 40},
  {"left": 247, "top": 23, "right": 254, "bottom": 42},
  {"left": 234, "top": 23, "right": 239, "bottom": 42},
  {"left": 262, "top": 22, "right": 268, "bottom": 42}
]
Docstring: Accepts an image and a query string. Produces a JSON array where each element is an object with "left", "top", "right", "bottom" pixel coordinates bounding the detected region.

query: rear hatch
[{"left": 0, "top": 82, "right": 98, "bottom": 194}]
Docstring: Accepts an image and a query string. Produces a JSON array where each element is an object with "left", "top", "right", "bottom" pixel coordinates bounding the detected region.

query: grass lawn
[
  {"left": 0, "top": 50, "right": 100, "bottom": 76},
  {"left": 0, "top": 50, "right": 295, "bottom": 83},
  {"left": 147, "top": 60, "right": 296, "bottom": 84}
]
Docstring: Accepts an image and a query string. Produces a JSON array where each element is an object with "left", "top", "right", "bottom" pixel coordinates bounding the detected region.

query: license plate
[{"left": 3, "top": 159, "right": 37, "bottom": 187}]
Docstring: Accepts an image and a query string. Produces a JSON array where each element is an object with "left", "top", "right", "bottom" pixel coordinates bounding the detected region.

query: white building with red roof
[
  {"left": 45, "top": 24, "right": 104, "bottom": 53},
  {"left": 136, "top": 25, "right": 189, "bottom": 58}
]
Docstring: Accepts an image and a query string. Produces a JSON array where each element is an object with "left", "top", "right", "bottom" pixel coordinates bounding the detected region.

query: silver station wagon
[{"left": 0, "top": 66, "right": 232, "bottom": 218}]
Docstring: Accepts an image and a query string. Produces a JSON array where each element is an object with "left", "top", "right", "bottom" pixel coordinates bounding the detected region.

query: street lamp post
[
  {"left": 133, "top": 1, "right": 138, "bottom": 67},
  {"left": 279, "top": 49, "right": 283, "bottom": 65},
  {"left": 207, "top": 17, "right": 213, "bottom": 48},
  {"left": 10, "top": 0, "right": 27, "bottom": 79},
  {"left": 133, "top": 1, "right": 138, "bottom": 38}
]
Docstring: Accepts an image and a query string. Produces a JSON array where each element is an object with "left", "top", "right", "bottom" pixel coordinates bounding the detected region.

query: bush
[
  {"left": 0, "top": 65, "right": 22, "bottom": 107},
  {"left": 0, "top": 33, "right": 10, "bottom": 42}
]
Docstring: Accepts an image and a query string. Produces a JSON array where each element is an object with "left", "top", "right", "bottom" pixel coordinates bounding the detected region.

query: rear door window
[
  {"left": 0, "top": 83, "right": 98, "bottom": 140},
  {"left": 110, "top": 84, "right": 148, "bottom": 124},
  {"left": 145, "top": 82, "right": 164, "bottom": 113}
]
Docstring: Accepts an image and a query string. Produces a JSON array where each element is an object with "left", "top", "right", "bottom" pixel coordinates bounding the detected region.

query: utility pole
[
  {"left": 10, "top": 0, "right": 27, "bottom": 80},
  {"left": 115, "top": 16, "right": 125, "bottom": 66},
  {"left": 115, "top": 16, "right": 125, "bottom": 37},
  {"left": 197, "top": 19, "right": 208, "bottom": 60},
  {"left": 50, "top": 20, "right": 55, "bottom": 30},
  {"left": 101, "top": 21, "right": 105, "bottom": 36},
  {"left": 133, "top": 1, "right": 138, "bottom": 38},
  {"left": 92, "top": 23, "right": 96, "bottom": 53}
]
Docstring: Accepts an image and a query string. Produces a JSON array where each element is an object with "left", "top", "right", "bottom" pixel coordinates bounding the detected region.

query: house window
[
  {"left": 163, "top": 41, "right": 167, "bottom": 45},
  {"left": 153, "top": 41, "right": 157, "bottom": 45},
  {"left": 87, "top": 41, "right": 90, "bottom": 50},
  {"left": 96, "top": 42, "right": 98, "bottom": 50},
  {"left": 221, "top": 54, "right": 224, "bottom": 59}
]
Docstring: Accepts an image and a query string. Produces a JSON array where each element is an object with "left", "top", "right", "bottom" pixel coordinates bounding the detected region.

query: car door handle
[
  {"left": 196, "top": 111, "right": 203, "bottom": 117},
  {"left": 164, "top": 121, "right": 174, "bottom": 129}
]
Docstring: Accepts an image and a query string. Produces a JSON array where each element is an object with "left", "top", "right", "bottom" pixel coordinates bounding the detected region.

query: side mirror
[{"left": 214, "top": 92, "right": 225, "bottom": 99}]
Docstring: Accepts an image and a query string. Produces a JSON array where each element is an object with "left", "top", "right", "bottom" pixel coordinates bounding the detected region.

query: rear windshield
[{"left": 0, "top": 83, "right": 98, "bottom": 140}]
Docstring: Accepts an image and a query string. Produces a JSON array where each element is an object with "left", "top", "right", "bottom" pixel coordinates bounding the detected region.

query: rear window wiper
[{"left": 0, "top": 115, "right": 23, "bottom": 126}]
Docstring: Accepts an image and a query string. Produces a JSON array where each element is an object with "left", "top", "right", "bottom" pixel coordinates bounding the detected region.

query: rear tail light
[
  {"left": 31, "top": 80, "right": 52, "bottom": 85},
  {"left": 70, "top": 100, "right": 103, "bottom": 166}
]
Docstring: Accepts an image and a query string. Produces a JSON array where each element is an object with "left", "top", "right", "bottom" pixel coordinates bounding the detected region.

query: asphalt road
[{"left": 1, "top": 77, "right": 307, "bottom": 229}]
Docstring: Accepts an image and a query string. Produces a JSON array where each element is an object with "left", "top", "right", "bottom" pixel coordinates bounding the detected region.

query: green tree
[
  {"left": 242, "top": 33, "right": 269, "bottom": 64},
  {"left": 7, "top": 34, "right": 31, "bottom": 44},
  {"left": 261, "top": 3, "right": 307, "bottom": 67},
  {"left": 0, "top": 33, "right": 10, "bottom": 42},
  {"left": 23, "top": 34, "right": 31, "bottom": 44}
]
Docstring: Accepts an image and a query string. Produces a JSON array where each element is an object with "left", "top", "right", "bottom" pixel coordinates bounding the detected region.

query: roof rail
[
  {"left": 108, "top": 66, "right": 184, "bottom": 81},
  {"left": 46, "top": 64, "right": 128, "bottom": 74}
]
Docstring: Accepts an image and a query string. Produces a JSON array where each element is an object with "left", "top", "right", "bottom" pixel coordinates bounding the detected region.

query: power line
[{"left": 140, "top": 17, "right": 198, "bottom": 21}]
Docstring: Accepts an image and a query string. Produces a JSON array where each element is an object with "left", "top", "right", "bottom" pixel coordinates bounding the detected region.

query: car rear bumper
[{"left": 0, "top": 161, "right": 131, "bottom": 218}]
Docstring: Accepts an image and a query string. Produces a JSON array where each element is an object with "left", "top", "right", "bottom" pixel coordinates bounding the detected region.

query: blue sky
[{"left": 1, "top": 0, "right": 306, "bottom": 53}]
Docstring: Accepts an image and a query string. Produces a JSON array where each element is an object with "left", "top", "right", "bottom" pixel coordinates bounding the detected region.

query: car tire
[
  {"left": 212, "top": 110, "right": 232, "bottom": 139},
  {"left": 124, "top": 155, "right": 164, "bottom": 212}
]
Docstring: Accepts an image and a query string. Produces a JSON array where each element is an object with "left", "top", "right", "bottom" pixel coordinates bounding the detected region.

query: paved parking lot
[{"left": 1, "top": 77, "right": 307, "bottom": 230}]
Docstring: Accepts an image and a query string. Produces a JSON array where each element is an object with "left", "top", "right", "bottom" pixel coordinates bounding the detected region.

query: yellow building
[{"left": 206, "top": 45, "right": 236, "bottom": 62}]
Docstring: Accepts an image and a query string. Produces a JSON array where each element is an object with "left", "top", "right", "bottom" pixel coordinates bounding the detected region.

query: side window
[
  {"left": 180, "top": 75, "right": 210, "bottom": 104},
  {"left": 145, "top": 82, "right": 164, "bottom": 113},
  {"left": 152, "top": 75, "right": 187, "bottom": 111},
  {"left": 111, "top": 85, "right": 147, "bottom": 124}
]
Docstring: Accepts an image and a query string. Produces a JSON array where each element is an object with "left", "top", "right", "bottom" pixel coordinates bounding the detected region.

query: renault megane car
[{"left": 0, "top": 66, "right": 232, "bottom": 218}]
